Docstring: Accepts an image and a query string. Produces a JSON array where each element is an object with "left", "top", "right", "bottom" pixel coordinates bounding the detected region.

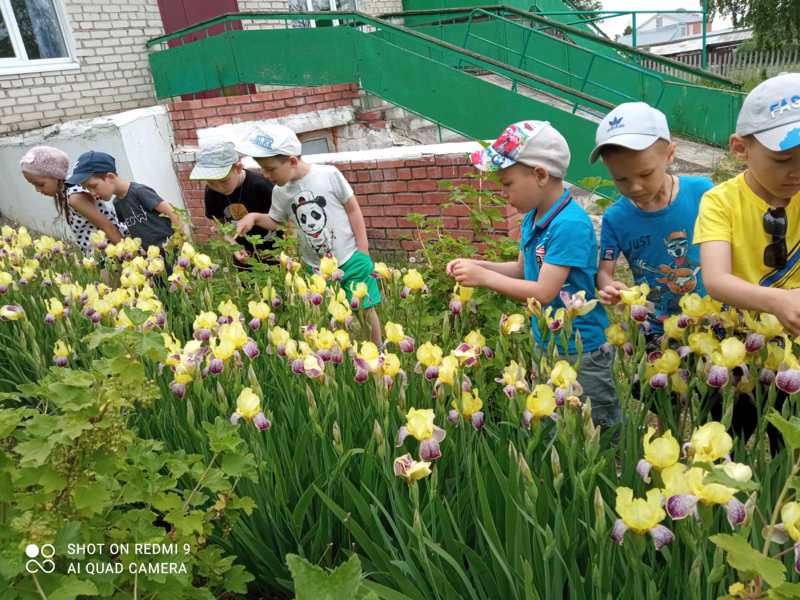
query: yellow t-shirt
[{"left": 694, "top": 173, "right": 800, "bottom": 288}]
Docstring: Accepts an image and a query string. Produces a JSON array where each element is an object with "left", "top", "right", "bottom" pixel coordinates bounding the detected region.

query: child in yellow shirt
[{"left": 695, "top": 73, "right": 800, "bottom": 334}]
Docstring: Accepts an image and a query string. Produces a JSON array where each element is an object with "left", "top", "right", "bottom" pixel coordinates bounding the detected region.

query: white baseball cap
[
  {"left": 736, "top": 73, "right": 800, "bottom": 152},
  {"left": 589, "top": 102, "right": 671, "bottom": 163},
  {"left": 470, "top": 120, "right": 571, "bottom": 179},
  {"left": 235, "top": 124, "right": 302, "bottom": 158}
]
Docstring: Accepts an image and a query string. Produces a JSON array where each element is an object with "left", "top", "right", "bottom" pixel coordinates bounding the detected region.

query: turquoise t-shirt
[
  {"left": 600, "top": 176, "right": 713, "bottom": 331},
  {"left": 520, "top": 189, "right": 608, "bottom": 354}
]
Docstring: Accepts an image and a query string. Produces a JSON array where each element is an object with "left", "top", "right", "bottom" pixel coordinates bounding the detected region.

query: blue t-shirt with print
[
  {"left": 600, "top": 176, "right": 713, "bottom": 331},
  {"left": 520, "top": 190, "right": 608, "bottom": 354}
]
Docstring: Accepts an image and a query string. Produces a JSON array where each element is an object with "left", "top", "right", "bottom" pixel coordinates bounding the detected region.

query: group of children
[
  {"left": 450, "top": 72, "right": 800, "bottom": 434},
  {"left": 18, "top": 72, "right": 800, "bottom": 438}
]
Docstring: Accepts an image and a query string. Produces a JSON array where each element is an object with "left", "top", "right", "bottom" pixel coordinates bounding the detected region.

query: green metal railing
[
  {"left": 147, "top": 9, "right": 744, "bottom": 187},
  {"left": 381, "top": 5, "right": 739, "bottom": 89},
  {"left": 147, "top": 11, "right": 619, "bottom": 186},
  {"left": 458, "top": 8, "right": 668, "bottom": 111}
]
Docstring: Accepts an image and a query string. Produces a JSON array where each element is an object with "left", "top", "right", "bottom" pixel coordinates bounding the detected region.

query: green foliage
[
  {"left": 287, "top": 553, "right": 378, "bottom": 600},
  {"left": 402, "top": 173, "right": 520, "bottom": 327},
  {"left": 710, "top": 534, "right": 786, "bottom": 588},
  {"left": 0, "top": 327, "right": 253, "bottom": 599},
  {"left": 709, "top": 0, "right": 800, "bottom": 49}
]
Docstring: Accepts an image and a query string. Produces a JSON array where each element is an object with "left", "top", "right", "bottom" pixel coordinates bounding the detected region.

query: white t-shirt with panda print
[
  {"left": 268, "top": 164, "right": 357, "bottom": 268},
  {"left": 65, "top": 184, "right": 125, "bottom": 255}
]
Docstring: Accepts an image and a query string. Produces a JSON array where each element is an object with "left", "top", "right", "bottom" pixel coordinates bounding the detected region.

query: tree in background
[
  {"left": 570, "top": 0, "right": 602, "bottom": 10},
  {"left": 709, "top": 0, "right": 799, "bottom": 49}
]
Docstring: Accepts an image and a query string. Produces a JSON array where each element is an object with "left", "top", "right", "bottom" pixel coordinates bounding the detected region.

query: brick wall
[
  {"left": 177, "top": 152, "right": 517, "bottom": 254},
  {"left": 0, "top": 0, "right": 163, "bottom": 135},
  {"left": 168, "top": 83, "right": 360, "bottom": 147}
]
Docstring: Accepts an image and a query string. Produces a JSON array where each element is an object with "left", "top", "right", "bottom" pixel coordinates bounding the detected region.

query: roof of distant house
[
  {"left": 647, "top": 27, "right": 753, "bottom": 56},
  {"left": 616, "top": 10, "right": 706, "bottom": 47}
]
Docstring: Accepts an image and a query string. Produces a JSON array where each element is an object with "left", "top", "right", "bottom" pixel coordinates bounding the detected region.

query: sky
[{"left": 597, "top": 0, "right": 733, "bottom": 39}]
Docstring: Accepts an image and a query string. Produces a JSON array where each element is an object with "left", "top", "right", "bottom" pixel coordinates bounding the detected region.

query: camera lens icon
[{"left": 25, "top": 544, "right": 56, "bottom": 574}]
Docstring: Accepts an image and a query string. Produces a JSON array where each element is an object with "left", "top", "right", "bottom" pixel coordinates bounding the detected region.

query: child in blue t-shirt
[
  {"left": 447, "top": 120, "right": 620, "bottom": 430},
  {"left": 591, "top": 102, "right": 713, "bottom": 336}
]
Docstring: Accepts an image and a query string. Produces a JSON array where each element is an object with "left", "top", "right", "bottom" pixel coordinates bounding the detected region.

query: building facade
[{"left": 0, "top": 0, "right": 401, "bottom": 136}]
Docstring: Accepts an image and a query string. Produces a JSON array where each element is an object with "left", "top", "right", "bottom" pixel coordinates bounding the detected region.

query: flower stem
[
  {"left": 31, "top": 574, "right": 48, "bottom": 600},
  {"left": 762, "top": 448, "right": 800, "bottom": 556}
]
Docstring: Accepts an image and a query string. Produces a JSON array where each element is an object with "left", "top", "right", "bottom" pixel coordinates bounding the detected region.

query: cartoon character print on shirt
[
  {"left": 291, "top": 191, "right": 334, "bottom": 257},
  {"left": 633, "top": 230, "right": 700, "bottom": 315}
]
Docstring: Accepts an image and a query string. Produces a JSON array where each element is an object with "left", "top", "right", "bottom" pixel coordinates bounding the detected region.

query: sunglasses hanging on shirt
[{"left": 763, "top": 207, "right": 788, "bottom": 269}]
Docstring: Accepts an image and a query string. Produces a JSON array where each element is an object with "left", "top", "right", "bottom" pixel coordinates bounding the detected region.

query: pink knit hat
[{"left": 19, "top": 146, "right": 70, "bottom": 181}]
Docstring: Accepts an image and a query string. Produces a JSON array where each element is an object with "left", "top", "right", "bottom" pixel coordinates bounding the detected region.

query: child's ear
[
  {"left": 729, "top": 134, "right": 748, "bottom": 162},
  {"left": 665, "top": 142, "right": 677, "bottom": 165},
  {"left": 531, "top": 166, "right": 550, "bottom": 186}
]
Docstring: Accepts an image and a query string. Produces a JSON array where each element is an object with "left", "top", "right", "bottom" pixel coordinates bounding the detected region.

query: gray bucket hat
[{"left": 190, "top": 142, "right": 239, "bottom": 180}]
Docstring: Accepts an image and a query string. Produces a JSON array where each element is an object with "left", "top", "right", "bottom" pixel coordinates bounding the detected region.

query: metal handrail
[
  {"left": 145, "top": 10, "right": 615, "bottom": 114},
  {"left": 461, "top": 8, "right": 667, "bottom": 111},
  {"left": 376, "top": 5, "right": 741, "bottom": 89}
]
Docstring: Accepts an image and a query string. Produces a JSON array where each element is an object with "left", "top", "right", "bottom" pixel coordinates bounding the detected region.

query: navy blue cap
[{"left": 65, "top": 151, "right": 117, "bottom": 185}]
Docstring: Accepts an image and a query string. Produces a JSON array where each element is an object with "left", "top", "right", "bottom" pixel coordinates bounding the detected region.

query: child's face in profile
[
  {"left": 255, "top": 156, "right": 295, "bottom": 187},
  {"left": 83, "top": 174, "right": 116, "bottom": 201},
  {"left": 601, "top": 140, "right": 676, "bottom": 206},
  {"left": 732, "top": 136, "right": 800, "bottom": 202},
  {"left": 497, "top": 163, "right": 546, "bottom": 213},
  {"left": 205, "top": 164, "right": 242, "bottom": 196},
  {"left": 22, "top": 172, "right": 60, "bottom": 197}
]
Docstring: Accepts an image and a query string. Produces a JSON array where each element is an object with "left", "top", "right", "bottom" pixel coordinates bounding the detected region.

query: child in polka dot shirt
[{"left": 20, "top": 146, "right": 125, "bottom": 254}]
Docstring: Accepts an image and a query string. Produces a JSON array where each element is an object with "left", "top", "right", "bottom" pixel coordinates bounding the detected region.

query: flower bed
[{"left": 1, "top": 224, "right": 799, "bottom": 600}]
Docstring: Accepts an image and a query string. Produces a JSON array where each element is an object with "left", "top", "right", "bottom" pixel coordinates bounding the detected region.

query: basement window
[
  {"left": 299, "top": 130, "right": 334, "bottom": 155},
  {"left": 0, "top": 0, "right": 78, "bottom": 76}
]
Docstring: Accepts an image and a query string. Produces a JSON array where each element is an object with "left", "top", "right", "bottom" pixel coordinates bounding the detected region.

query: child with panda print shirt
[{"left": 235, "top": 124, "right": 383, "bottom": 344}]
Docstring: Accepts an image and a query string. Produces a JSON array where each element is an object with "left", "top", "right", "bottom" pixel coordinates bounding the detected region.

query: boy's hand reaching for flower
[
  {"left": 235, "top": 213, "right": 257, "bottom": 238},
  {"left": 451, "top": 260, "right": 488, "bottom": 288},
  {"left": 772, "top": 289, "right": 800, "bottom": 337},
  {"left": 598, "top": 280, "right": 628, "bottom": 305}
]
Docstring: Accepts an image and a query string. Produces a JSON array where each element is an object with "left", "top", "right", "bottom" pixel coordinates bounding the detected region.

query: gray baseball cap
[
  {"left": 736, "top": 72, "right": 800, "bottom": 152},
  {"left": 589, "top": 102, "right": 671, "bottom": 164},
  {"left": 189, "top": 142, "right": 239, "bottom": 180}
]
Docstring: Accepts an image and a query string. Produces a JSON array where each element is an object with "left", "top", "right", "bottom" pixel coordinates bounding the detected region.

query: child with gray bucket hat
[{"left": 190, "top": 141, "right": 279, "bottom": 266}]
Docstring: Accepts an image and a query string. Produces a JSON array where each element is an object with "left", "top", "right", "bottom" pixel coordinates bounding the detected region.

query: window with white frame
[
  {"left": 0, "top": 0, "right": 77, "bottom": 75},
  {"left": 288, "top": 0, "right": 355, "bottom": 28}
]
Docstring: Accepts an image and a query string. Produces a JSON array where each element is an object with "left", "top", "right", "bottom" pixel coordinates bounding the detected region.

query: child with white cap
[
  {"left": 695, "top": 73, "right": 800, "bottom": 335},
  {"left": 447, "top": 120, "right": 620, "bottom": 431},
  {"left": 591, "top": 102, "right": 713, "bottom": 339},
  {"left": 189, "top": 141, "right": 279, "bottom": 266},
  {"left": 235, "top": 124, "right": 382, "bottom": 344}
]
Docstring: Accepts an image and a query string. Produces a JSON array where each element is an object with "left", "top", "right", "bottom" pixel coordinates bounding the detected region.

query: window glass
[
  {"left": 0, "top": 10, "right": 15, "bottom": 58},
  {"left": 10, "top": 0, "right": 67, "bottom": 59}
]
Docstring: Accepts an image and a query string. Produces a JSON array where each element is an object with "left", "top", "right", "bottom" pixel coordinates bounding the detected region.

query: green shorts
[{"left": 341, "top": 251, "right": 381, "bottom": 309}]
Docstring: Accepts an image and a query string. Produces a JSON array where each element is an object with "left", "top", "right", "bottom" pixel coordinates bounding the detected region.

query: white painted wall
[{"left": 0, "top": 105, "right": 183, "bottom": 238}]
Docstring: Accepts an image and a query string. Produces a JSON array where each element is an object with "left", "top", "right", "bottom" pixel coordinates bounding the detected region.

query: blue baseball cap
[{"left": 65, "top": 151, "right": 117, "bottom": 185}]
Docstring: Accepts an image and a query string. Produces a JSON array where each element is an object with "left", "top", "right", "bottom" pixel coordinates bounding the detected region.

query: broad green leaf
[
  {"left": 287, "top": 553, "right": 362, "bottom": 600},
  {"left": 49, "top": 577, "right": 98, "bottom": 600},
  {"left": 14, "top": 437, "right": 55, "bottom": 466},
  {"left": 766, "top": 412, "right": 800, "bottom": 449},
  {"left": 221, "top": 452, "right": 256, "bottom": 478},
  {"left": 769, "top": 582, "right": 800, "bottom": 599},
  {"left": 710, "top": 534, "right": 786, "bottom": 587},
  {"left": 223, "top": 564, "right": 255, "bottom": 594},
  {"left": 229, "top": 495, "right": 256, "bottom": 515},
  {"left": 73, "top": 479, "right": 115, "bottom": 516},
  {"left": 203, "top": 418, "right": 243, "bottom": 454},
  {"left": 0, "top": 408, "right": 27, "bottom": 437}
]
